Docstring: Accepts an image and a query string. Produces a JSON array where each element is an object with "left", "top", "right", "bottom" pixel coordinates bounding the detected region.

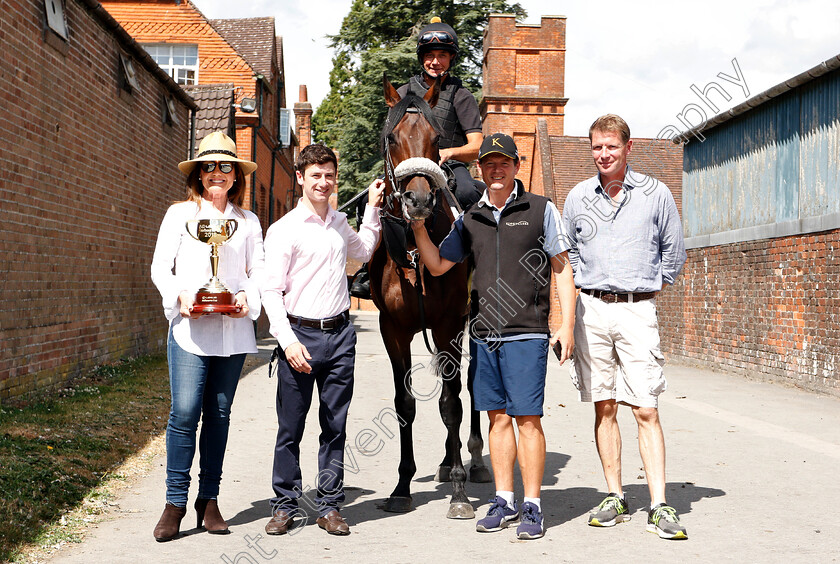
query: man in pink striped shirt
[{"left": 261, "top": 144, "right": 384, "bottom": 536}]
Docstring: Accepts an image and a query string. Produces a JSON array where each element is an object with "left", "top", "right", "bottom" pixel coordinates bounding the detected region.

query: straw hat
[{"left": 178, "top": 131, "right": 257, "bottom": 175}]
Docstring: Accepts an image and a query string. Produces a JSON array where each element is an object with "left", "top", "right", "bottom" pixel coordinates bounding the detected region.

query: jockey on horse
[{"left": 350, "top": 17, "right": 485, "bottom": 299}]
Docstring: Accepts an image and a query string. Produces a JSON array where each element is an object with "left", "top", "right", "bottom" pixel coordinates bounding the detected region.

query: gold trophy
[{"left": 186, "top": 219, "right": 240, "bottom": 314}]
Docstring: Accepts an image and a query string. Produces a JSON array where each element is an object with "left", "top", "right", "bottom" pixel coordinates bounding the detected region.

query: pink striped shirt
[{"left": 262, "top": 200, "right": 381, "bottom": 349}]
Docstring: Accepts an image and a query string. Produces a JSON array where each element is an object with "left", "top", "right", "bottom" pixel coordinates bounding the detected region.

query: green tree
[{"left": 311, "top": 0, "right": 526, "bottom": 204}]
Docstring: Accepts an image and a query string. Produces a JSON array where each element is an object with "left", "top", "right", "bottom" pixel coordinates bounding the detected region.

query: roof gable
[
  {"left": 101, "top": 0, "right": 258, "bottom": 92},
  {"left": 210, "top": 17, "right": 277, "bottom": 79}
]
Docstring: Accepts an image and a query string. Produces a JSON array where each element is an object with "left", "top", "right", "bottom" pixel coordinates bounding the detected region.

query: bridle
[
  {"left": 378, "top": 92, "right": 448, "bottom": 354},
  {"left": 381, "top": 94, "right": 445, "bottom": 222}
]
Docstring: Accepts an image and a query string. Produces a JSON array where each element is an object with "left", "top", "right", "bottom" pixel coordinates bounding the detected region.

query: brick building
[
  {"left": 481, "top": 14, "right": 568, "bottom": 193},
  {"left": 660, "top": 54, "right": 840, "bottom": 395},
  {"left": 101, "top": 0, "right": 297, "bottom": 232},
  {"left": 1, "top": 0, "right": 194, "bottom": 400}
]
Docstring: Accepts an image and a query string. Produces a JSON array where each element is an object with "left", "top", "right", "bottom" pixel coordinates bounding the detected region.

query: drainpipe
[
  {"left": 188, "top": 108, "right": 197, "bottom": 158},
  {"left": 249, "top": 79, "right": 264, "bottom": 213},
  {"left": 269, "top": 146, "right": 276, "bottom": 224}
]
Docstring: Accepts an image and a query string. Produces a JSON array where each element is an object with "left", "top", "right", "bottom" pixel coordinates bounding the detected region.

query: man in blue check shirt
[
  {"left": 563, "top": 114, "right": 688, "bottom": 540},
  {"left": 412, "top": 133, "right": 576, "bottom": 540}
]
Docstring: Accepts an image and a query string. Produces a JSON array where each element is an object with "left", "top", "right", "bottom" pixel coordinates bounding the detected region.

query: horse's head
[{"left": 382, "top": 75, "right": 447, "bottom": 220}]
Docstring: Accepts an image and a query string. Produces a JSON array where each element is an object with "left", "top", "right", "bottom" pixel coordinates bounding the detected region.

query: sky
[{"left": 195, "top": 0, "right": 840, "bottom": 138}]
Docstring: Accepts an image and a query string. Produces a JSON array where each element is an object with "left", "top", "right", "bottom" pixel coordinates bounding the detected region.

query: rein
[{"left": 379, "top": 94, "right": 446, "bottom": 355}]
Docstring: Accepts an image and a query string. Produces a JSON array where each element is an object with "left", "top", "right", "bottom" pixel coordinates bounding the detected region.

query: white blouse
[{"left": 151, "top": 199, "right": 265, "bottom": 357}]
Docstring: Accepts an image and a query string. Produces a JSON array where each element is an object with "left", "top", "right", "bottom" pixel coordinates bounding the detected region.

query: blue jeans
[{"left": 165, "top": 331, "right": 246, "bottom": 507}]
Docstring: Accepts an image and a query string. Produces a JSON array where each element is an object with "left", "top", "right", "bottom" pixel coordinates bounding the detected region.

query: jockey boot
[{"left": 350, "top": 264, "right": 371, "bottom": 300}]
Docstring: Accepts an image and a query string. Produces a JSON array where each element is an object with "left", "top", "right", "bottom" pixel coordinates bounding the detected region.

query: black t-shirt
[{"left": 397, "top": 75, "right": 482, "bottom": 136}]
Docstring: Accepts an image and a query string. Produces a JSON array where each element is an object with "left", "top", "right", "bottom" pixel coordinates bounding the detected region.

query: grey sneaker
[
  {"left": 647, "top": 503, "right": 688, "bottom": 539},
  {"left": 476, "top": 496, "right": 519, "bottom": 532},
  {"left": 588, "top": 493, "right": 630, "bottom": 527},
  {"left": 516, "top": 501, "right": 544, "bottom": 539}
]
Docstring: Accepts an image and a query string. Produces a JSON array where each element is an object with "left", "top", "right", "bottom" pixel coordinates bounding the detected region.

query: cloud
[{"left": 192, "top": 0, "right": 839, "bottom": 138}]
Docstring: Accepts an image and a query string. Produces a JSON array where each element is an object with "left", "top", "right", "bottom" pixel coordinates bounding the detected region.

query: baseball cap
[{"left": 478, "top": 133, "right": 519, "bottom": 161}]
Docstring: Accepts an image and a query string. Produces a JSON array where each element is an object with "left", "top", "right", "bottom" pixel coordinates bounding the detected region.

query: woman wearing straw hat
[{"left": 150, "top": 131, "right": 264, "bottom": 541}]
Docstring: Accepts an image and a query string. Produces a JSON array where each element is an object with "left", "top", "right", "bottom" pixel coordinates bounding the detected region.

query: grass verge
[{"left": 0, "top": 355, "right": 170, "bottom": 562}]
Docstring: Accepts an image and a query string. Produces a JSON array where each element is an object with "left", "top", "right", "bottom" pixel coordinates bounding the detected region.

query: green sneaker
[
  {"left": 588, "top": 493, "right": 630, "bottom": 527},
  {"left": 647, "top": 503, "right": 688, "bottom": 539}
]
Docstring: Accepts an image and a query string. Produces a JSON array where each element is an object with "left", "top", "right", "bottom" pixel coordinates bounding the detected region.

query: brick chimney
[{"left": 294, "top": 84, "right": 312, "bottom": 148}]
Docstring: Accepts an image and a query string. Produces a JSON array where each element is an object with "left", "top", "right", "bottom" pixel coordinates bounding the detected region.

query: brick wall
[
  {"left": 482, "top": 14, "right": 566, "bottom": 101},
  {"left": 657, "top": 232, "right": 840, "bottom": 395},
  {"left": 0, "top": 0, "right": 191, "bottom": 400}
]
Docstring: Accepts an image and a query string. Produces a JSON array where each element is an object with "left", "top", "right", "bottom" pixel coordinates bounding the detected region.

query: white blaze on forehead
[{"left": 393, "top": 157, "right": 447, "bottom": 190}]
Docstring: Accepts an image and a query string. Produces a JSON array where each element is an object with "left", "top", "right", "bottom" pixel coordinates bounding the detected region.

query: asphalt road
[{"left": 50, "top": 311, "right": 840, "bottom": 563}]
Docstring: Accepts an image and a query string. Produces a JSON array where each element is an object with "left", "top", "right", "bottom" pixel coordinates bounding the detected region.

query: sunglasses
[
  {"left": 418, "top": 30, "right": 455, "bottom": 45},
  {"left": 201, "top": 161, "right": 234, "bottom": 174}
]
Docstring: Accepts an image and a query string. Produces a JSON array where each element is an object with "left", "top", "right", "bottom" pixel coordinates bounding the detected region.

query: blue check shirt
[{"left": 562, "top": 169, "right": 686, "bottom": 292}]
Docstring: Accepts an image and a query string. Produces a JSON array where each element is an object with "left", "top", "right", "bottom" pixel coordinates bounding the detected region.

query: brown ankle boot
[
  {"left": 195, "top": 498, "right": 230, "bottom": 534},
  {"left": 154, "top": 503, "right": 186, "bottom": 542}
]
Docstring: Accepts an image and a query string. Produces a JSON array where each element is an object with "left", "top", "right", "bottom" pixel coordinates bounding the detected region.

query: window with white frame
[{"left": 142, "top": 44, "right": 199, "bottom": 85}]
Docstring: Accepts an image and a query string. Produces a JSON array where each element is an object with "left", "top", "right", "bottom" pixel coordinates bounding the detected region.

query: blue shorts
[{"left": 472, "top": 338, "right": 548, "bottom": 416}]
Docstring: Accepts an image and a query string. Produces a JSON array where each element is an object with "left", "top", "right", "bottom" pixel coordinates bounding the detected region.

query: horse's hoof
[
  {"left": 434, "top": 465, "right": 452, "bottom": 482},
  {"left": 383, "top": 496, "right": 413, "bottom": 513},
  {"left": 446, "top": 502, "right": 475, "bottom": 520},
  {"left": 468, "top": 465, "right": 492, "bottom": 483}
]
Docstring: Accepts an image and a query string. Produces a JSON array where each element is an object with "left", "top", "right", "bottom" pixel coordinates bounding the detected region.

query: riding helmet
[{"left": 416, "top": 16, "right": 459, "bottom": 65}]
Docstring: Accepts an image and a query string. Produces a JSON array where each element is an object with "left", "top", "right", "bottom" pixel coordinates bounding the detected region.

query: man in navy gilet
[{"left": 411, "top": 133, "right": 577, "bottom": 540}]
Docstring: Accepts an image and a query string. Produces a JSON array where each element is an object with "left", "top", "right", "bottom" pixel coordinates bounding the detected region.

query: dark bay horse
[{"left": 368, "top": 76, "right": 489, "bottom": 519}]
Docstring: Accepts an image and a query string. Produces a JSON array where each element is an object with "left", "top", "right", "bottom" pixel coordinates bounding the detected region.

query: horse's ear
[
  {"left": 424, "top": 77, "right": 441, "bottom": 108},
  {"left": 383, "top": 73, "right": 401, "bottom": 108}
]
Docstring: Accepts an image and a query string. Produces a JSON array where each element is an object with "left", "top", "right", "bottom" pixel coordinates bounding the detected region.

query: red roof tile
[{"left": 209, "top": 17, "right": 276, "bottom": 78}]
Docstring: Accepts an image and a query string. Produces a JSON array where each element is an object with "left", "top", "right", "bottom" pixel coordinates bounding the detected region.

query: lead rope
[{"left": 408, "top": 250, "right": 435, "bottom": 355}]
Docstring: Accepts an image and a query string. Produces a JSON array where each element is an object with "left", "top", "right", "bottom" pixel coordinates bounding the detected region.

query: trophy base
[{"left": 193, "top": 291, "right": 241, "bottom": 314}]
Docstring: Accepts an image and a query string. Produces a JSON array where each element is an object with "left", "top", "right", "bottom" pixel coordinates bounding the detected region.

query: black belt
[
  {"left": 581, "top": 288, "right": 656, "bottom": 303},
  {"left": 287, "top": 310, "right": 350, "bottom": 330}
]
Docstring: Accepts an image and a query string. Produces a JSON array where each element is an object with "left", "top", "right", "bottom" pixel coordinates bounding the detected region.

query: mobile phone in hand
[{"left": 553, "top": 341, "right": 563, "bottom": 361}]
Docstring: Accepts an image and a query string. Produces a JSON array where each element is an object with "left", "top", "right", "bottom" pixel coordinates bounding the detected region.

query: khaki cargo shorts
[{"left": 569, "top": 291, "right": 666, "bottom": 408}]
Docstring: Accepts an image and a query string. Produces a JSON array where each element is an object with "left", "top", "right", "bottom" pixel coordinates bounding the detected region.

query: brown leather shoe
[
  {"left": 195, "top": 498, "right": 230, "bottom": 534},
  {"left": 153, "top": 503, "right": 187, "bottom": 542},
  {"left": 265, "top": 509, "right": 293, "bottom": 535},
  {"left": 316, "top": 509, "right": 350, "bottom": 535}
]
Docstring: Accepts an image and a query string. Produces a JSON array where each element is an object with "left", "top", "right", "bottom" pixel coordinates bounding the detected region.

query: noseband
[{"left": 381, "top": 97, "right": 446, "bottom": 221}]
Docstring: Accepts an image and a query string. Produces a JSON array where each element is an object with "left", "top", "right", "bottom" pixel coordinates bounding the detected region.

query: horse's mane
[{"left": 379, "top": 92, "right": 443, "bottom": 155}]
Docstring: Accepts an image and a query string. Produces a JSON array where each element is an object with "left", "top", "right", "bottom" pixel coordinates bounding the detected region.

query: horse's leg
[
  {"left": 432, "top": 323, "right": 474, "bottom": 519},
  {"left": 380, "top": 314, "right": 417, "bottom": 513},
  {"left": 434, "top": 326, "right": 460, "bottom": 483},
  {"left": 466, "top": 337, "right": 491, "bottom": 483}
]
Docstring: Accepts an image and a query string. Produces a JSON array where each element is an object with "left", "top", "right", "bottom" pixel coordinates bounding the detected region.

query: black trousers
[{"left": 449, "top": 162, "right": 484, "bottom": 211}]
